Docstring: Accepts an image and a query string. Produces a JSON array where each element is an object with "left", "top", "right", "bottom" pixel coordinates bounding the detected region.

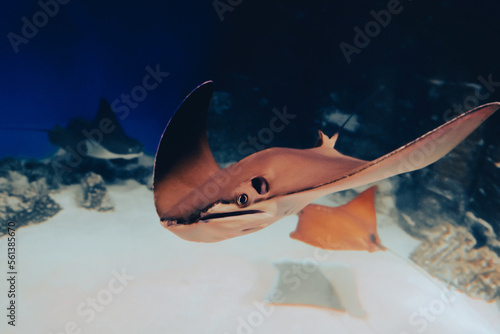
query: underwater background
[
  {"left": 1, "top": 1, "right": 500, "bottom": 333},
  {"left": 1, "top": 0, "right": 499, "bottom": 157}
]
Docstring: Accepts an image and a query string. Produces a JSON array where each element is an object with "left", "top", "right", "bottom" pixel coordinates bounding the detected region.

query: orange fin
[{"left": 290, "top": 186, "right": 385, "bottom": 252}]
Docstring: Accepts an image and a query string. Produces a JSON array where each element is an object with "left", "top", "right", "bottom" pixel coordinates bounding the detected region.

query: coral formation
[
  {"left": 0, "top": 170, "right": 61, "bottom": 236},
  {"left": 411, "top": 223, "right": 500, "bottom": 302},
  {"left": 50, "top": 153, "right": 154, "bottom": 187},
  {"left": 0, "top": 155, "right": 153, "bottom": 235},
  {"left": 77, "top": 172, "right": 114, "bottom": 212}
]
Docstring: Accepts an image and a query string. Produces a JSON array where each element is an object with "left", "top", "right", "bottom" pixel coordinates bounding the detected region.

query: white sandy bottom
[{"left": 0, "top": 180, "right": 499, "bottom": 334}]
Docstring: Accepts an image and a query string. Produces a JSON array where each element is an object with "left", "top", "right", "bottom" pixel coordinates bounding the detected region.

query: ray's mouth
[
  {"left": 161, "top": 210, "right": 264, "bottom": 227},
  {"left": 200, "top": 210, "right": 263, "bottom": 221}
]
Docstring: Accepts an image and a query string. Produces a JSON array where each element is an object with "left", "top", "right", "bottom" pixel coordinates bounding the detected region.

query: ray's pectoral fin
[
  {"left": 290, "top": 186, "right": 385, "bottom": 252},
  {"left": 365, "top": 102, "right": 500, "bottom": 179},
  {"left": 153, "top": 81, "right": 221, "bottom": 217},
  {"left": 314, "top": 102, "right": 500, "bottom": 195}
]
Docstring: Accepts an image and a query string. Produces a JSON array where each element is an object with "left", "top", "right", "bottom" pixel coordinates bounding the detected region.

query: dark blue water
[{"left": 1, "top": 0, "right": 499, "bottom": 158}]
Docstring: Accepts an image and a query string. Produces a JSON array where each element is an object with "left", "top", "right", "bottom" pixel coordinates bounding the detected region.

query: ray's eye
[
  {"left": 251, "top": 177, "right": 269, "bottom": 195},
  {"left": 236, "top": 194, "right": 249, "bottom": 207}
]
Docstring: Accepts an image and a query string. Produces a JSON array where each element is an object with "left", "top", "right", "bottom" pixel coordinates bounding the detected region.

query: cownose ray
[
  {"left": 48, "top": 98, "right": 144, "bottom": 159},
  {"left": 153, "top": 81, "right": 499, "bottom": 243}
]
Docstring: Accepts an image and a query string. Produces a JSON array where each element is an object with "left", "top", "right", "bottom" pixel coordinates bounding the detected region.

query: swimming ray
[
  {"left": 290, "top": 186, "right": 385, "bottom": 252},
  {"left": 153, "top": 81, "right": 499, "bottom": 242}
]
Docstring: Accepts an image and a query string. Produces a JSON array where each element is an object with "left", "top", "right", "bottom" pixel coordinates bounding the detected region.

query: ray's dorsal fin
[
  {"left": 315, "top": 130, "right": 339, "bottom": 149},
  {"left": 86, "top": 98, "right": 143, "bottom": 156},
  {"left": 290, "top": 186, "right": 385, "bottom": 252},
  {"left": 91, "top": 98, "right": 128, "bottom": 137},
  {"left": 153, "top": 81, "right": 221, "bottom": 217}
]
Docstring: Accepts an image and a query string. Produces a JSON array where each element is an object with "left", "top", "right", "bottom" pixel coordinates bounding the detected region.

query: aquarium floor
[{"left": 1, "top": 180, "right": 499, "bottom": 334}]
